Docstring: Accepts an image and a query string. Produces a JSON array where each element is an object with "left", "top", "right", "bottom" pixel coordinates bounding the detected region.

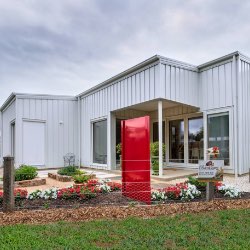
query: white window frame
[
  {"left": 166, "top": 112, "right": 203, "bottom": 169},
  {"left": 91, "top": 117, "right": 108, "bottom": 167},
  {"left": 205, "top": 107, "right": 233, "bottom": 170}
]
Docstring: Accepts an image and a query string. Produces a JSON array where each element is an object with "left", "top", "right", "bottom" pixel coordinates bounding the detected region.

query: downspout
[{"left": 78, "top": 96, "right": 81, "bottom": 169}]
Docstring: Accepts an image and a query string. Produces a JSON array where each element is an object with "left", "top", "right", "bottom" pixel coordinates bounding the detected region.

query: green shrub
[
  {"left": 152, "top": 160, "right": 159, "bottom": 174},
  {"left": 150, "top": 142, "right": 166, "bottom": 158},
  {"left": 187, "top": 176, "right": 206, "bottom": 190},
  {"left": 57, "top": 166, "right": 83, "bottom": 176},
  {"left": 73, "top": 174, "right": 91, "bottom": 184},
  {"left": 15, "top": 165, "right": 38, "bottom": 181}
]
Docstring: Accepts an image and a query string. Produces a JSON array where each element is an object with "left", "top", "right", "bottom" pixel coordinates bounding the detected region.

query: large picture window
[
  {"left": 93, "top": 120, "right": 107, "bottom": 164},
  {"left": 208, "top": 112, "right": 229, "bottom": 166}
]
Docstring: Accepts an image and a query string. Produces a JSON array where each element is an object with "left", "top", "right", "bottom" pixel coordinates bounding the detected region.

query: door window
[
  {"left": 188, "top": 117, "right": 204, "bottom": 164},
  {"left": 169, "top": 119, "right": 184, "bottom": 163}
]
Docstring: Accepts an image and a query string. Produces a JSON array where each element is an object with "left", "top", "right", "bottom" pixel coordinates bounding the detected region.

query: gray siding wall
[
  {"left": 237, "top": 57, "right": 250, "bottom": 174},
  {"left": 80, "top": 62, "right": 160, "bottom": 167},
  {"left": 199, "top": 61, "right": 234, "bottom": 111},
  {"left": 160, "top": 63, "right": 199, "bottom": 107},
  {"left": 16, "top": 97, "right": 78, "bottom": 168},
  {"left": 1, "top": 100, "right": 16, "bottom": 160}
]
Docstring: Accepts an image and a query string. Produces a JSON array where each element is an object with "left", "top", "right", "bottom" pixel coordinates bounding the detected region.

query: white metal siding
[
  {"left": 80, "top": 62, "right": 160, "bottom": 167},
  {"left": 160, "top": 63, "right": 199, "bottom": 107},
  {"left": 1, "top": 100, "right": 16, "bottom": 158},
  {"left": 16, "top": 98, "right": 78, "bottom": 168},
  {"left": 23, "top": 121, "right": 45, "bottom": 166},
  {"left": 199, "top": 62, "right": 234, "bottom": 111},
  {"left": 237, "top": 58, "right": 250, "bottom": 174}
]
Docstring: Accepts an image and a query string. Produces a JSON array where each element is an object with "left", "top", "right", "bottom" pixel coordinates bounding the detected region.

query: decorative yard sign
[
  {"left": 198, "top": 160, "right": 224, "bottom": 182},
  {"left": 121, "top": 116, "right": 151, "bottom": 205}
]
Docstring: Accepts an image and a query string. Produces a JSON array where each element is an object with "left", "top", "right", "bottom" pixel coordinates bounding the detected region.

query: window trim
[
  {"left": 205, "top": 107, "right": 233, "bottom": 170},
  {"left": 91, "top": 118, "right": 108, "bottom": 165}
]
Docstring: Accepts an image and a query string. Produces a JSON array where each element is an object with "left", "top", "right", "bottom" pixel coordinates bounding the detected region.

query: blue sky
[{"left": 1, "top": 0, "right": 250, "bottom": 105}]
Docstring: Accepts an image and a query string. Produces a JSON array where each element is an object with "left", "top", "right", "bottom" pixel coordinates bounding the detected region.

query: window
[
  {"left": 169, "top": 119, "right": 184, "bottom": 163},
  {"left": 93, "top": 120, "right": 107, "bottom": 164},
  {"left": 208, "top": 112, "right": 229, "bottom": 166},
  {"left": 188, "top": 117, "right": 204, "bottom": 164},
  {"left": 153, "top": 121, "right": 165, "bottom": 143}
]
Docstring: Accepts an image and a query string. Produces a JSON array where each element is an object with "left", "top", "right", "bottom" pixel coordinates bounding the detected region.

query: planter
[
  {"left": 73, "top": 183, "right": 86, "bottom": 189},
  {"left": 48, "top": 173, "right": 73, "bottom": 182},
  {"left": 15, "top": 178, "right": 46, "bottom": 187}
]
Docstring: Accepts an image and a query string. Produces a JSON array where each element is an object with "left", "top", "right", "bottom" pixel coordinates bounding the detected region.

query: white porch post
[
  {"left": 107, "top": 112, "right": 116, "bottom": 170},
  {"left": 158, "top": 100, "right": 163, "bottom": 177}
]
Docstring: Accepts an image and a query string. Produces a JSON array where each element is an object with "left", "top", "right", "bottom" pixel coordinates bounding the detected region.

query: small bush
[
  {"left": 152, "top": 160, "right": 159, "bottom": 174},
  {"left": 57, "top": 166, "right": 83, "bottom": 176},
  {"left": 150, "top": 142, "right": 166, "bottom": 158},
  {"left": 15, "top": 165, "right": 38, "bottom": 181},
  {"left": 73, "top": 174, "right": 91, "bottom": 184},
  {"left": 187, "top": 176, "right": 206, "bottom": 191}
]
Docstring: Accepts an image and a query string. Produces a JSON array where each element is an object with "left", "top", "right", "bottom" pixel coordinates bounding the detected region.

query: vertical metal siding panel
[
  {"left": 206, "top": 69, "right": 213, "bottom": 109},
  {"left": 114, "top": 83, "right": 118, "bottom": 110},
  {"left": 127, "top": 77, "right": 132, "bottom": 106},
  {"left": 165, "top": 65, "right": 171, "bottom": 99},
  {"left": 117, "top": 81, "right": 121, "bottom": 109},
  {"left": 175, "top": 67, "right": 180, "bottom": 101},
  {"left": 225, "top": 63, "right": 233, "bottom": 107},
  {"left": 122, "top": 79, "right": 126, "bottom": 107},
  {"left": 150, "top": 66, "right": 155, "bottom": 99},
  {"left": 135, "top": 73, "right": 141, "bottom": 103},
  {"left": 64, "top": 101, "right": 69, "bottom": 156},
  {"left": 218, "top": 65, "right": 226, "bottom": 107},
  {"left": 23, "top": 99, "right": 29, "bottom": 118},
  {"left": 213, "top": 67, "right": 219, "bottom": 108},
  {"left": 131, "top": 75, "right": 135, "bottom": 104},
  {"left": 145, "top": 68, "right": 150, "bottom": 101},
  {"left": 35, "top": 99, "right": 42, "bottom": 119},
  {"left": 179, "top": 68, "right": 184, "bottom": 102},
  {"left": 29, "top": 99, "right": 35, "bottom": 119},
  {"left": 170, "top": 66, "right": 176, "bottom": 101},
  {"left": 47, "top": 100, "right": 53, "bottom": 166},
  {"left": 140, "top": 71, "right": 145, "bottom": 102}
]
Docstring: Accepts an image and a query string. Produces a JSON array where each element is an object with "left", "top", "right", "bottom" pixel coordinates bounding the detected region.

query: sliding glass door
[{"left": 168, "top": 116, "right": 204, "bottom": 166}]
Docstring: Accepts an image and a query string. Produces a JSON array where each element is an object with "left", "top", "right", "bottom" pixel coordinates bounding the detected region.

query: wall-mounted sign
[{"left": 198, "top": 160, "right": 224, "bottom": 181}]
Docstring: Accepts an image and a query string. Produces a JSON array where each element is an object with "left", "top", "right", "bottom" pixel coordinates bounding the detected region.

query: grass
[{"left": 0, "top": 209, "right": 249, "bottom": 249}]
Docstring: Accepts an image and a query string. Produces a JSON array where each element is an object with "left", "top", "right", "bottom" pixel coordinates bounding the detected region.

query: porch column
[
  {"left": 158, "top": 100, "right": 163, "bottom": 177},
  {"left": 107, "top": 112, "right": 116, "bottom": 170}
]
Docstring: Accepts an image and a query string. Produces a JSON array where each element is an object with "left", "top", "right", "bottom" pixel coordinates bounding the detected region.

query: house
[{"left": 1, "top": 51, "right": 250, "bottom": 176}]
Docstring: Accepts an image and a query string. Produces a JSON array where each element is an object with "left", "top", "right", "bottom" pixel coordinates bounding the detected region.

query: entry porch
[{"left": 112, "top": 99, "right": 204, "bottom": 177}]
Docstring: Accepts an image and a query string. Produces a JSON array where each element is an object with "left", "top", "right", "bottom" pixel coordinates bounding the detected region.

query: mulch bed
[
  {"left": 0, "top": 191, "right": 250, "bottom": 211},
  {"left": 0, "top": 198, "right": 249, "bottom": 226}
]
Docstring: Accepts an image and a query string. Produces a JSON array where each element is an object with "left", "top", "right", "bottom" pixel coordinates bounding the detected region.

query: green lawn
[{"left": 0, "top": 209, "right": 249, "bottom": 250}]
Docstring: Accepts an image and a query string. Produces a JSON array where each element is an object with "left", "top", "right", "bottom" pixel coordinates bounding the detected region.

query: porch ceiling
[{"left": 129, "top": 100, "right": 177, "bottom": 112}]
